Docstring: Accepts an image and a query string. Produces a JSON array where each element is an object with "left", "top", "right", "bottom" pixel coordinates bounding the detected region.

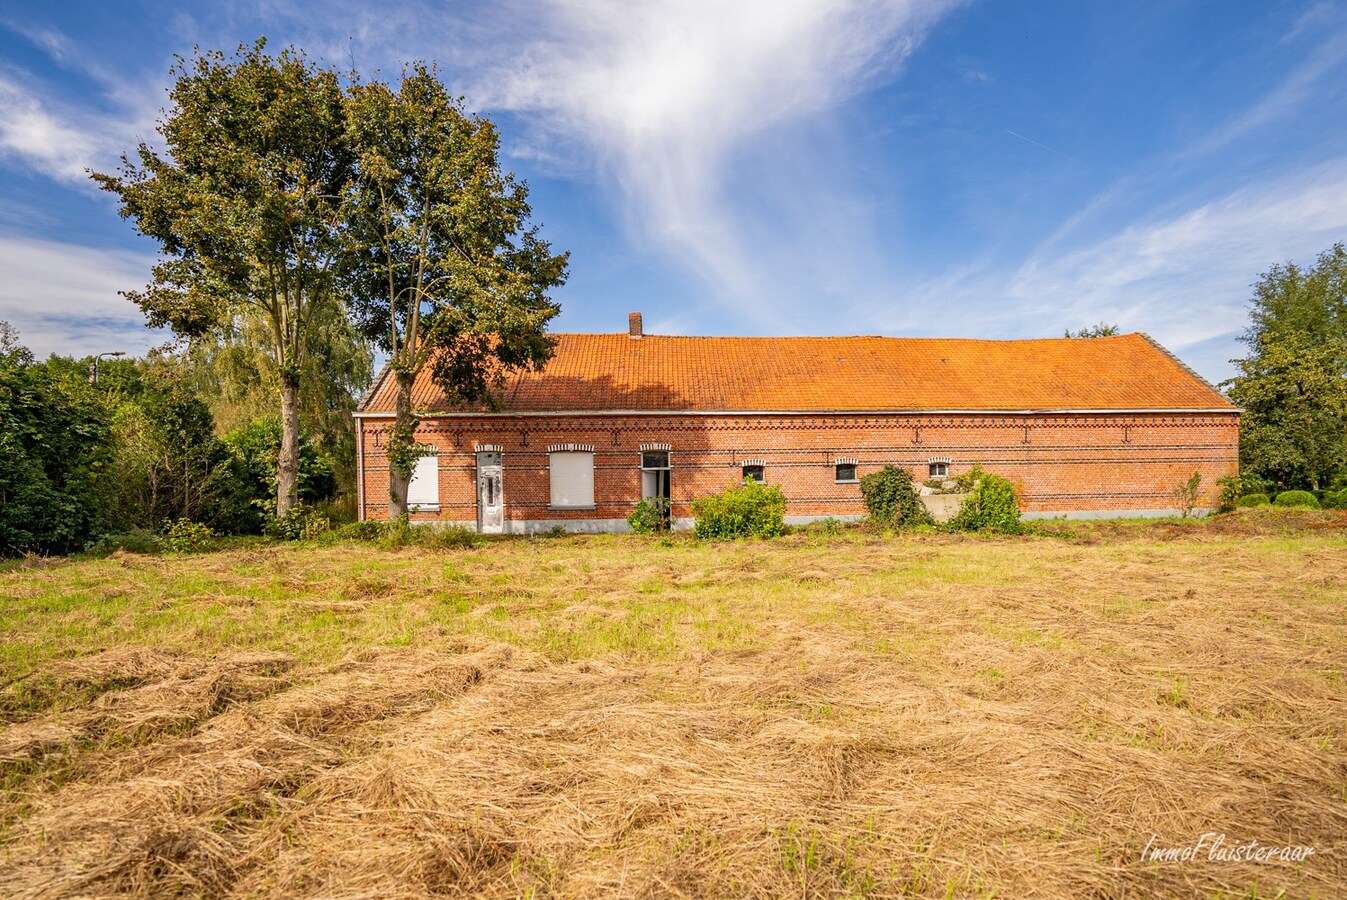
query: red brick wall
[{"left": 357, "top": 412, "right": 1240, "bottom": 525}]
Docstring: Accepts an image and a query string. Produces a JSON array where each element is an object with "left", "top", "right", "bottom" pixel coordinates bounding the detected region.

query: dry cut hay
[{"left": 1, "top": 527, "right": 1344, "bottom": 898}]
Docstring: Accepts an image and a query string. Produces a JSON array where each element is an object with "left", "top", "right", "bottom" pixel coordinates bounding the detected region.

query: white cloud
[
  {"left": 0, "top": 235, "right": 163, "bottom": 358},
  {"left": 474, "top": 0, "right": 961, "bottom": 323},
  {"left": 0, "top": 76, "right": 106, "bottom": 184},
  {"left": 896, "top": 158, "right": 1347, "bottom": 381}
]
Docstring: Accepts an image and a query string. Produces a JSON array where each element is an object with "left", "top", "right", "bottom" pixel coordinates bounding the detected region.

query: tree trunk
[
  {"left": 277, "top": 376, "right": 301, "bottom": 517},
  {"left": 387, "top": 371, "right": 415, "bottom": 520}
]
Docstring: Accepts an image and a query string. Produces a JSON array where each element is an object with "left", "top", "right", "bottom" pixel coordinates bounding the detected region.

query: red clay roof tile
[{"left": 357, "top": 332, "right": 1235, "bottom": 414}]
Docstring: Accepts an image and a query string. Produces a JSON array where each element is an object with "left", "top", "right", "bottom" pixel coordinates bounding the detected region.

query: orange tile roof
[{"left": 357, "top": 332, "right": 1236, "bottom": 414}]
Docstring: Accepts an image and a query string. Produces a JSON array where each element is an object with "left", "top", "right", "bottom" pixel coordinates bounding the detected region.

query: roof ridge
[
  {"left": 1135, "top": 332, "right": 1233, "bottom": 403},
  {"left": 553, "top": 332, "right": 1134, "bottom": 342}
]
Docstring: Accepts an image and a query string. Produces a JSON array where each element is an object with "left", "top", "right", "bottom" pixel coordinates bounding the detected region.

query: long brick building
[{"left": 354, "top": 314, "right": 1239, "bottom": 531}]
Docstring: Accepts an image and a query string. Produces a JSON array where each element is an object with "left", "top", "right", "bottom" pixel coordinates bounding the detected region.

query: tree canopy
[
  {"left": 340, "top": 64, "right": 568, "bottom": 517},
  {"left": 1225, "top": 242, "right": 1347, "bottom": 492},
  {"left": 93, "top": 39, "right": 354, "bottom": 516}
]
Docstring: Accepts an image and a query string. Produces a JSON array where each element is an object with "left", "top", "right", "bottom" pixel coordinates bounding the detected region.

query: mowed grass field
[{"left": 1, "top": 512, "right": 1344, "bottom": 898}]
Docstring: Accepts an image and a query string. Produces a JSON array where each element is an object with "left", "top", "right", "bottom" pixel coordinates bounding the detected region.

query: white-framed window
[
  {"left": 742, "top": 464, "right": 765, "bottom": 483},
  {"left": 835, "top": 463, "right": 858, "bottom": 483},
  {"left": 406, "top": 452, "right": 440, "bottom": 511},
  {"left": 929, "top": 461, "right": 949, "bottom": 478},
  {"left": 641, "top": 450, "right": 671, "bottom": 499},
  {"left": 549, "top": 451, "right": 595, "bottom": 508}
]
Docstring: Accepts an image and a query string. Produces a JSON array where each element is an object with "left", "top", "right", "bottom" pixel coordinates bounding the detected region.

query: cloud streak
[
  {"left": 0, "top": 235, "right": 162, "bottom": 358},
  {"left": 473, "top": 0, "right": 961, "bottom": 323},
  {"left": 895, "top": 157, "right": 1347, "bottom": 381}
]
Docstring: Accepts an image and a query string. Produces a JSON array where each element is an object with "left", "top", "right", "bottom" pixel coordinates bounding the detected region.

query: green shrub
[
  {"left": 627, "top": 497, "right": 671, "bottom": 534},
  {"left": 859, "top": 465, "right": 932, "bottom": 528},
  {"left": 160, "top": 518, "right": 215, "bottom": 553},
  {"left": 797, "top": 517, "right": 844, "bottom": 536},
  {"left": 693, "top": 480, "right": 787, "bottom": 540},
  {"left": 1273, "top": 490, "right": 1320, "bottom": 509},
  {"left": 266, "top": 504, "right": 331, "bottom": 540},
  {"left": 1321, "top": 490, "right": 1347, "bottom": 510},
  {"left": 85, "top": 529, "right": 162, "bottom": 555},
  {"left": 1235, "top": 493, "right": 1271, "bottom": 507},
  {"left": 949, "top": 471, "right": 1022, "bottom": 532}
]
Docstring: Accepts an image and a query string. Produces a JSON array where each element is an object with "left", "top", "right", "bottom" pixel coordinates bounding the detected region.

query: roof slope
[{"left": 358, "top": 332, "right": 1235, "bottom": 414}]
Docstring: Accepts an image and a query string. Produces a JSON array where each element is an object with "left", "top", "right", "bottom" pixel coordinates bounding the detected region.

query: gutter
[{"left": 352, "top": 406, "right": 1242, "bottom": 419}]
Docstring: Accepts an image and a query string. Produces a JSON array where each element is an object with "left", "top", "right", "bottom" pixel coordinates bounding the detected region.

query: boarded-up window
[
  {"left": 549, "top": 451, "right": 595, "bottom": 508},
  {"left": 407, "top": 454, "right": 440, "bottom": 510}
]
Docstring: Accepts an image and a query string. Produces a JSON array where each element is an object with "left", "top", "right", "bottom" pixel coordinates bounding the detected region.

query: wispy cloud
[
  {"left": 472, "top": 0, "right": 961, "bottom": 324},
  {"left": 896, "top": 157, "right": 1347, "bottom": 380},
  {"left": 1180, "top": 11, "right": 1347, "bottom": 160},
  {"left": 0, "top": 75, "right": 108, "bottom": 183},
  {"left": 0, "top": 235, "right": 162, "bottom": 358}
]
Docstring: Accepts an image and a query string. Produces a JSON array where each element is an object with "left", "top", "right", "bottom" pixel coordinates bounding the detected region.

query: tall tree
[
  {"left": 93, "top": 39, "right": 353, "bottom": 516},
  {"left": 183, "top": 302, "right": 371, "bottom": 499},
  {"left": 1225, "top": 243, "right": 1347, "bottom": 491},
  {"left": 1226, "top": 335, "right": 1345, "bottom": 490},
  {"left": 341, "top": 65, "right": 568, "bottom": 518},
  {"left": 1244, "top": 242, "right": 1347, "bottom": 349}
]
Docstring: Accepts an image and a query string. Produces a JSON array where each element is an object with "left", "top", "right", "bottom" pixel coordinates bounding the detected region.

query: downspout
[{"left": 356, "top": 416, "right": 365, "bottom": 522}]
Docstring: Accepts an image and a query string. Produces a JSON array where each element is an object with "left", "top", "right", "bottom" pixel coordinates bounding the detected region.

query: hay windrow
[{"left": 1, "top": 513, "right": 1344, "bottom": 897}]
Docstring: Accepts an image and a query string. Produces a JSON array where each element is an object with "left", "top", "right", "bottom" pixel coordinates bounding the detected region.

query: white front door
[{"left": 476, "top": 452, "right": 504, "bottom": 534}]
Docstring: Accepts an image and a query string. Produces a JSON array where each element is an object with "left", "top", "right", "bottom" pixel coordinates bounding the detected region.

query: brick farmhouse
[{"left": 354, "top": 313, "right": 1239, "bottom": 531}]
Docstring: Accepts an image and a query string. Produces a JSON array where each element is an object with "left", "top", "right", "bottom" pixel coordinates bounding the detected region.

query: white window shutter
[
  {"left": 406, "top": 455, "right": 440, "bottom": 509},
  {"left": 549, "top": 452, "right": 594, "bottom": 508}
]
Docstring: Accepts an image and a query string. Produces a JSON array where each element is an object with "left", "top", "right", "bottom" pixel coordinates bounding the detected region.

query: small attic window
[
  {"left": 929, "top": 461, "right": 948, "bottom": 478},
  {"left": 742, "top": 465, "right": 764, "bottom": 483},
  {"left": 835, "top": 463, "right": 857, "bottom": 483}
]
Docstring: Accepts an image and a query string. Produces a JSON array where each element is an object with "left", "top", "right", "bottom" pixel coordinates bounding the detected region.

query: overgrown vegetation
[
  {"left": 0, "top": 334, "right": 341, "bottom": 556},
  {"left": 692, "top": 479, "right": 787, "bottom": 539},
  {"left": 1170, "top": 471, "right": 1202, "bottom": 517},
  {"left": 858, "top": 465, "right": 932, "bottom": 528},
  {"left": 627, "top": 497, "right": 671, "bottom": 534},
  {"left": 948, "top": 467, "right": 1022, "bottom": 532},
  {"left": 1224, "top": 241, "right": 1347, "bottom": 493}
]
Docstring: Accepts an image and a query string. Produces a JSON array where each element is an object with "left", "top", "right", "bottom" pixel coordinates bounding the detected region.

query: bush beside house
[{"left": 692, "top": 480, "right": 787, "bottom": 539}]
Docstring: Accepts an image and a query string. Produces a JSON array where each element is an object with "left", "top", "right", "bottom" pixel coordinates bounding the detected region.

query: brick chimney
[{"left": 628, "top": 311, "right": 643, "bottom": 339}]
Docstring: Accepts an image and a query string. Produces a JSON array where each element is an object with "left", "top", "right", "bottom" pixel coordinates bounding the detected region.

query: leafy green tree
[
  {"left": 340, "top": 65, "right": 568, "bottom": 518},
  {"left": 0, "top": 333, "right": 112, "bottom": 554},
  {"left": 1243, "top": 242, "right": 1347, "bottom": 349},
  {"left": 859, "top": 465, "right": 932, "bottom": 527},
  {"left": 92, "top": 39, "right": 354, "bottom": 517},
  {"left": 223, "top": 417, "right": 337, "bottom": 521},
  {"left": 183, "top": 303, "right": 370, "bottom": 500},
  {"left": 1225, "top": 243, "right": 1347, "bottom": 491},
  {"left": 97, "top": 359, "right": 255, "bottom": 534},
  {"left": 1226, "top": 335, "right": 1345, "bottom": 490},
  {"left": 1064, "top": 323, "right": 1120, "bottom": 338}
]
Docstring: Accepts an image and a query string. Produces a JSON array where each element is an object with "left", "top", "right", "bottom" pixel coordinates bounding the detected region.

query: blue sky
[{"left": 2, "top": 0, "right": 1346, "bottom": 382}]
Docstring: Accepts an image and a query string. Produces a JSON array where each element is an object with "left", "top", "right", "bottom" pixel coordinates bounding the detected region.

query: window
[
  {"left": 549, "top": 451, "right": 595, "bottom": 508},
  {"left": 835, "top": 463, "right": 858, "bottom": 482},
  {"left": 406, "top": 453, "right": 440, "bottom": 511},
  {"left": 641, "top": 450, "right": 670, "bottom": 499},
  {"left": 929, "top": 462, "right": 948, "bottom": 478},
  {"left": 742, "top": 465, "right": 764, "bottom": 483}
]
